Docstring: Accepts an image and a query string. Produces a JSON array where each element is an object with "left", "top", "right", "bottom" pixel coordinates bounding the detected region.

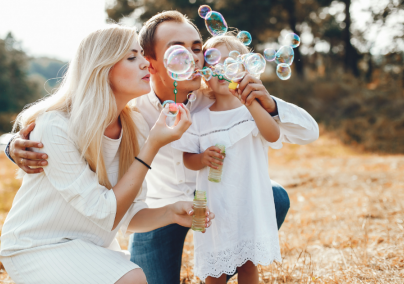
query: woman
[{"left": 0, "top": 24, "right": 214, "bottom": 284}]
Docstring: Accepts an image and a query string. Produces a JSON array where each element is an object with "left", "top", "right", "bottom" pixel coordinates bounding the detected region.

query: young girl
[{"left": 171, "top": 35, "right": 282, "bottom": 283}]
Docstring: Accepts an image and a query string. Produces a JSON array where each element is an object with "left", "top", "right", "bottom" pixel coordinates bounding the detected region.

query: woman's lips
[{"left": 142, "top": 74, "right": 150, "bottom": 81}]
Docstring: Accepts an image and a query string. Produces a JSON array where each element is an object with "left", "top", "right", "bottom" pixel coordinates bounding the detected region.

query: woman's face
[{"left": 109, "top": 38, "right": 151, "bottom": 103}]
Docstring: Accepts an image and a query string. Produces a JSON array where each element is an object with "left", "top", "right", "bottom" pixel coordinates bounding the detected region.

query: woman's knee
[{"left": 116, "top": 268, "right": 147, "bottom": 284}]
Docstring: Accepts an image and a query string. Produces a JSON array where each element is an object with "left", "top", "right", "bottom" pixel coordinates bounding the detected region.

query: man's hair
[{"left": 139, "top": 10, "right": 202, "bottom": 60}]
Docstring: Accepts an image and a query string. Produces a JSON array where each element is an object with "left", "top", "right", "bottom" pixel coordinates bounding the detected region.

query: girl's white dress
[
  {"left": 171, "top": 105, "right": 282, "bottom": 280},
  {"left": 0, "top": 110, "right": 149, "bottom": 284}
]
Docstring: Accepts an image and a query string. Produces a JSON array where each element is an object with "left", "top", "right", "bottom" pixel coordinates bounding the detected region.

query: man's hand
[
  {"left": 10, "top": 123, "right": 48, "bottom": 174},
  {"left": 200, "top": 146, "right": 225, "bottom": 170},
  {"left": 231, "top": 74, "right": 278, "bottom": 115}
]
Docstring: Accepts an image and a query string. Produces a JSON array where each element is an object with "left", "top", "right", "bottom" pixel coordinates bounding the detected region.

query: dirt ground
[{"left": 1, "top": 128, "right": 403, "bottom": 283}]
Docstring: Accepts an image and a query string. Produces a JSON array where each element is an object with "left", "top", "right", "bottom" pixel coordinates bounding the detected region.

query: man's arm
[
  {"left": 8, "top": 122, "right": 48, "bottom": 174},
  {"left": 234, "top": 75, "right": 319, "bottom": 145}
]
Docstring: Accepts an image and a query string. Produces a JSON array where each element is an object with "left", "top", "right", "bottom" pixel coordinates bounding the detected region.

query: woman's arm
[
  {"left": 33, "top": 106, "right": 191, "bottom": 232},
  {"left": 111, "top": 105, "right": 191, "bottom": 230},
  {"left": 126, "top": 201, "right": 214, "bottom": 234},
  {"left": 183, "top": 146, "right": 224, "bottom": 171}
]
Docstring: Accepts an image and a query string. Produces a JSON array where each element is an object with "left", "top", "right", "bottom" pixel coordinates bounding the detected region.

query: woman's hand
[
  {"left": 200, "top": 146, "right": 225, "bottom": 170},
  {"left": 147, "top": 104, "right": 192, "bottom": 150},
  {"left": 169, "top": 201, "right": 214, "bottom": 233}
]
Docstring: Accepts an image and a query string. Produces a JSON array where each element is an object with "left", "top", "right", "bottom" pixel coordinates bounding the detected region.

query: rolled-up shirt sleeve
[
  {"left": 31, "top": 111, "right": 117, "bottom": 232},
  {"left": 266, "top": 96, "right": 319, "bottom": 149}
]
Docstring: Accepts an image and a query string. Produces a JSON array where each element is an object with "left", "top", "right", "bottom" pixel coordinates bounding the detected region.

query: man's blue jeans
[{"left": 128, "top": 181, "right": 290, "bottom": 284}]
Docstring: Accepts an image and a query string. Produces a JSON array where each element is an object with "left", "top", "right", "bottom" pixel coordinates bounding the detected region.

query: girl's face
[
  {"left": 109, "top": 39, "right": 151, "bottom": 103},
  {"left": 205, "top": 44, "right": 234, "bottom": 96}
]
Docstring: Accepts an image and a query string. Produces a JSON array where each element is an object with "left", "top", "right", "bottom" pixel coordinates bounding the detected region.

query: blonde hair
[
  {"left": 201, "top": 32, "right": 251, "bottom": 98},
  {"left": 13, "top": 24, "right": 140, "bottom": 189},
  {"left": 203, "top": 32, "right": 251, "bottom": 55}
]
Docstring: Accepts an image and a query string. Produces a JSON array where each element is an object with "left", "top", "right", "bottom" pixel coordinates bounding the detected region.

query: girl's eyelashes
[{"left": 128, "top": 57, "right": 136, "bottom": 61}]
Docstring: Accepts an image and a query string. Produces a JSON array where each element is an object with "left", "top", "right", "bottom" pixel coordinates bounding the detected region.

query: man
[{"left": 6, "top": 11, "right": 318, "bottom": 284}]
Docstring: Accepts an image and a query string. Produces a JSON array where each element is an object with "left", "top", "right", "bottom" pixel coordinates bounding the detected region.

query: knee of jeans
[{"left": 273, "top": 183, "right": 290, "bottom": 214}]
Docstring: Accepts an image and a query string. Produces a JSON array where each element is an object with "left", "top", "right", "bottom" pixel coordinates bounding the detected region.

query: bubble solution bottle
[
  {"left": 208, "top": 144, "right": 226, "bottom": 183},
  {"left": 191, "top": 191, "right": 207, "bottom": 232}
]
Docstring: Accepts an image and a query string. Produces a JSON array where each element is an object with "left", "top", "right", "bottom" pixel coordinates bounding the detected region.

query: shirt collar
[
  {"left": 147, "top": 89, "right": 162, "bottom": 111},
  {"left": 147, "top": 88, "right": 196, "bottom": 112}
]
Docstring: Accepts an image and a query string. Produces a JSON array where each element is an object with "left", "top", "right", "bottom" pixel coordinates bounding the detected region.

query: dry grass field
[{"left": 1, "top": 127, "right": 403, "bottom": 283}]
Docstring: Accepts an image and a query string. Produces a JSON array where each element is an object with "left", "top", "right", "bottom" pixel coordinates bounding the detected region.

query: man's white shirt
[{"left": 134, "top": 89, "right": 319, "bottom": 209}]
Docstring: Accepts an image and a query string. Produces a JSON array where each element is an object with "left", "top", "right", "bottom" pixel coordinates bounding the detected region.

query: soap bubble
[
  {"left": 201, "top": 67, "right": 213, "bottom": 81},
  {"left": 237, "top": 31, "right": 252, "bottom": 46},
  {"left": 167, "top": 48, "right": 193, "bottom": 74},
  {"left": 204, "top": 48, "right": 221, "bottom": 65},
  {"left": 263, "top": 48, "right": 276, "bottom": 62},
  {"left": 205, "top": 11, "right": 228, "bottom": 36},
  {"left": 284, "top": 33, "right": 300, "bottom": 48},
  {"left": 167, "top": 56, "right": 195, "bottom": 81},
  {"left": 225, "top": 61, "right": 246, "bottom": 82},
  {"left": 245, "top": 53, "right": 266, "bottom": 75},
  {"left": 198, "top": 5, "right": 212, "bottom": 19},
  {"left": 229, "top": 50, "right": 240, "bottom": 59},
  {"left": 237, "top": 53, "right": 251, "bottom": 63},
  {"left": 187, "top": 92, "right": 196, "bottom": 102},
  {"left": 168, "top": 68, "right": 193, "bottom": 81},
  {"left": 162, "top": 100, "right": 179, "bottom": 117},
  {"left": 213, "top": 63, "right": 225, "bottom": 76},
  {"left": 275, "top": 46, "right": 294, "bottom": 65},
  {"left": 164, "top": 45, "right": 184, "bottom": 68},
  {"left": 224, "top": 57, "right": 237, "bottom": 69},
  {"left": 276, "top": 63, "right": 291, "bottom": 80}
]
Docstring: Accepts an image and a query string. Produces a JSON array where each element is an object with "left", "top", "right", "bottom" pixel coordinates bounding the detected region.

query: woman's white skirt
[{"left": 1, "top": 239, "right": 140, "bottom": 284}]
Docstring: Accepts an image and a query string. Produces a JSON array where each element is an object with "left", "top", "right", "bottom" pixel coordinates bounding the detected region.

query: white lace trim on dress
[{"left": 195, "top": 239, "right": 282, "bottom": 280}]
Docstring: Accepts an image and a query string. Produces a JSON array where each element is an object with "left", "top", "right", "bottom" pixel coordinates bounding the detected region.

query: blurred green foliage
[{"left": 0, "top": 33, "right": 66, "bottom": 133}]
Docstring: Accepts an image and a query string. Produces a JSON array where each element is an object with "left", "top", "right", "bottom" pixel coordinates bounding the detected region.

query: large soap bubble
[
  {"left": 198, "top": 5, "right": 212, "bottom": 19},
  {"left": 164, "top": 45, "right": 185, "bottom": 68},
  {"left": 225, "top": 61, "right": 246, "bottom": 82},
  {"left": 276, "top": 63, "right": 291, "bottom": 80},
  {"left": 205, "top": 11, "right": 228, "bottom": 36},
  {"left": 275, "top": 46, "right": 294, "bottom": 65},
  {"left": 245, "top": 53, "right": 266, "bottom": 75},
  {"left": 284, "top": 33, "right": 301, "bottom": 48},
  {"left": 204, "top": 48, "right": 221, "bottom": 65},
  {"left": 263, "top": 48, "right": 276, "bottom": 62},
  {"left": 167, "top": 48, "right": 193, "bottom": 74},
  {"left": 237, "top": 31, "right": 252, "bottom": 46}
]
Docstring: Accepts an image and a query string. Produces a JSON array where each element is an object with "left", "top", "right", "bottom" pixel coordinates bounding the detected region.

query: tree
[{"left": 0, "top": 32, "right": 41, "bottom": 132}]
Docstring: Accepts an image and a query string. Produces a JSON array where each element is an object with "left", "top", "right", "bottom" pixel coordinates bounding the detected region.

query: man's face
[{"left": 149, "top": 21, "right": 204, "bottom": 93}]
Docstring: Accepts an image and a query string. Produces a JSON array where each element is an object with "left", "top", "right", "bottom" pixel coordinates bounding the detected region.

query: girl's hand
[
  {"left": 147, "top": 104, "right": 192, "bottom": 150},
  {"left": 200, "top": 146, "right": 225, "bottom": 170},
  {"left": 170, "top": 201, "right": 214, "bottom": 233},
  {"left": 229, "top": 74, "right": 277, "bottom": 114}
]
